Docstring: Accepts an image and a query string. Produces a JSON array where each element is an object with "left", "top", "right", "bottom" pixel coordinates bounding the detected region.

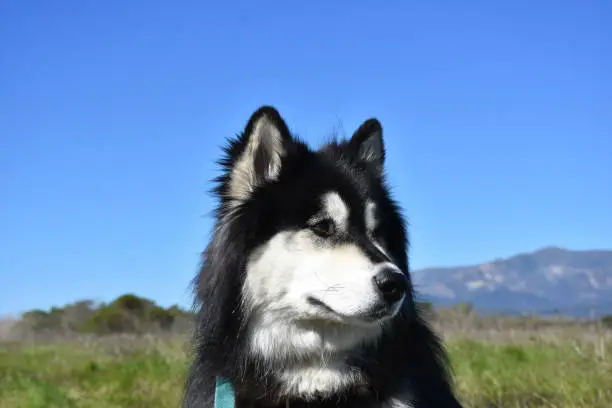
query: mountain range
[{"left": 412, "top": 247, "right": 612, "bottom": 317}]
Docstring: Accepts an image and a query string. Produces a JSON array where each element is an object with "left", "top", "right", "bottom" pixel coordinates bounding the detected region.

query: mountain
[{"left": 413, "top": 247, "right": 612, "bottom": 317}]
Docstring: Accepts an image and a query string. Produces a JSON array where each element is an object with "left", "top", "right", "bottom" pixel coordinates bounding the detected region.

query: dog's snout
[{"left": 373, "top": 267, "right": 408, "bottom": 303}]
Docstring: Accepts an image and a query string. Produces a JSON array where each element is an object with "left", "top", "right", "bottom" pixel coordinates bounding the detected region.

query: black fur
[{"left": 183, "top": 106, "right": 463, "bottom": 408}]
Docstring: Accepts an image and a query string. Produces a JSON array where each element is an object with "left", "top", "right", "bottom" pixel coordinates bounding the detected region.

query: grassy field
[{"left": 0, "top": 333, "right": 611, "bottom": 408}]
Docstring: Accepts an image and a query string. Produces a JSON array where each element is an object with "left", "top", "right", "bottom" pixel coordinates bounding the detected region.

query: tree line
[{"left": 14, "top": 294, "right": 193, "bottom": 336}]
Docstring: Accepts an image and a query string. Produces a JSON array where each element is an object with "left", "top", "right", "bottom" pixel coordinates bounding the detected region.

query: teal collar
[
  {"left": 214, "top": 377, "right": 290, "bottom": 408},
  {"left": 214, "top": 377, "right": 236, "bottom": 408}
]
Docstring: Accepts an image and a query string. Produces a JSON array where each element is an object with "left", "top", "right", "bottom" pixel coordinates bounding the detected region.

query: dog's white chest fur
[{"left": 278, "top": 363, "right": 366, "bottom": 399}]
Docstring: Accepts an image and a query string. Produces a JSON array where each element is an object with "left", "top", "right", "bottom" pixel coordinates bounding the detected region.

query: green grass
[
  {"left": 0, "top": 335, "right": 610, "bottom": 407},
  {"left": 448, "top": 339, "right": 611, "bottom": 407}
]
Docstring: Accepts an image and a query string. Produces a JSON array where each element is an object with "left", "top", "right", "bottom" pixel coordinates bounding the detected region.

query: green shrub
[{"left": 17, "top": 294, "right": 194, "bottom": 335}]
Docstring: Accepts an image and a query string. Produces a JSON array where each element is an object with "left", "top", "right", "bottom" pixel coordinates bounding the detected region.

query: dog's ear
[
  {"left": 228, "top": 106, "right": 292, "bottom": 202},
  {"left": 348, "top": 118, "right": 385, "bottom": 175}
]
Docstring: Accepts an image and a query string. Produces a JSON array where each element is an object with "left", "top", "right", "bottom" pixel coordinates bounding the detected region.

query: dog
[{"left": 183, "top": 106, "right": 463, "bottom": 407}]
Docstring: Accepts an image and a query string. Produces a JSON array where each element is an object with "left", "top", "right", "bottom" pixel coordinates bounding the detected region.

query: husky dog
[{"left": 183, "top": 106, "right": 463, "bottom": 408}]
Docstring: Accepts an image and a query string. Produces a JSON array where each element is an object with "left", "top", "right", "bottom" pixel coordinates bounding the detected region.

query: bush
[
  {"left": 78, "top": 295, "right": 175, "bottom": 334},
  {"left": 17, "top": 294, "right": 194, "bottom": 336}
]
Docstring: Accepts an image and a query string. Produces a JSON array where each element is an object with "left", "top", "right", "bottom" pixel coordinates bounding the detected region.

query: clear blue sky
[{"left": 1, "top": 1, "right": 610, "bottom": 315}]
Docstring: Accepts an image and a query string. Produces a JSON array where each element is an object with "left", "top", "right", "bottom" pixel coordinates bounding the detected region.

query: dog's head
[{"left": 206, "top": 106, "right": 412, "bottom": 362}]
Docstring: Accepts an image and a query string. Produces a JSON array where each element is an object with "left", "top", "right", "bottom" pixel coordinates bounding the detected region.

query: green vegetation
[
  {"left": 11, "top": 295, "right": 192, "bottom": 337},
  {"left": 0, "top": 336, "right": 187, "bottom": 408},
  {"left": 0, "top": 335, "right": 610, "bottom": 408},
  {"left": 449, "top": 339, "right": 611, "bottom": 407},
  {"left": 601, "top": 314, "right": 612, "bottom": 329},
  {"left": 2, "top": 296, "right": 611, "bottom": 407}
]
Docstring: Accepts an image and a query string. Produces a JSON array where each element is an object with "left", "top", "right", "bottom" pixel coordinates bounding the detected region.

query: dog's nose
[{"left": 373, "top": 267, "right": 408, "bottom": 303}]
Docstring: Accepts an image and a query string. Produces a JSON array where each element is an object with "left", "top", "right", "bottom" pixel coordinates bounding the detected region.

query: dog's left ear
[
  {"left": 228, "top": 106, "right": 292, "bottom": 202},
  {"left": 348, "top": 118, "right": 385, "bottom": 175}
]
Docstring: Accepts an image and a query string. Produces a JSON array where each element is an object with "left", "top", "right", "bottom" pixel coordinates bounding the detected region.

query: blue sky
[{"left": 1, "top": 0, "right": 610, "bottom": 315}]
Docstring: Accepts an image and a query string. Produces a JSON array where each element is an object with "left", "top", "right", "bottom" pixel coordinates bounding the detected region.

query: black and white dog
[{"left": 183, "top": 106, "right": 463, "bottom": 408}]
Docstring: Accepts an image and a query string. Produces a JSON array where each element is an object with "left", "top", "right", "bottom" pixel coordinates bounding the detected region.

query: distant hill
[{"left": 413, "top": 247, "right": 612, "bottom": 317}]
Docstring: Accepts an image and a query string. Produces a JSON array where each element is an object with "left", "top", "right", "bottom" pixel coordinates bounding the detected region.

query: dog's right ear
[
  {"left": 227, "top": 106, "right": 292, "bottom": 202},
  {"left": 348, "top": 118, "right": 385, "bottom": 176}
]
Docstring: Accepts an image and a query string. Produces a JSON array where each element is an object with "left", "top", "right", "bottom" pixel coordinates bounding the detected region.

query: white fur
[
  {"left": 365, "top": 200, "right": 377, "bottom": 233},
  {"left": 244, "top": 231, "right": 390, "bottom": 327},
  {"left": 279, "top": 363, "right": 367, "bottom": 400},
  {"left": 387, "top": 397, "right": 415, "bottom": 408},
  {"left": 386, "top": 385, "right": 416, "bottom": 408},
  {"left": 321, "top": 192, "right": 349, "bottom": 231}
]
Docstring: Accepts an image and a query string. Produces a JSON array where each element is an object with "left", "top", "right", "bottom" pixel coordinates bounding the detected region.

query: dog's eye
[{"left": 310, "top": 219, "right": 335, "bottom": 237}]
